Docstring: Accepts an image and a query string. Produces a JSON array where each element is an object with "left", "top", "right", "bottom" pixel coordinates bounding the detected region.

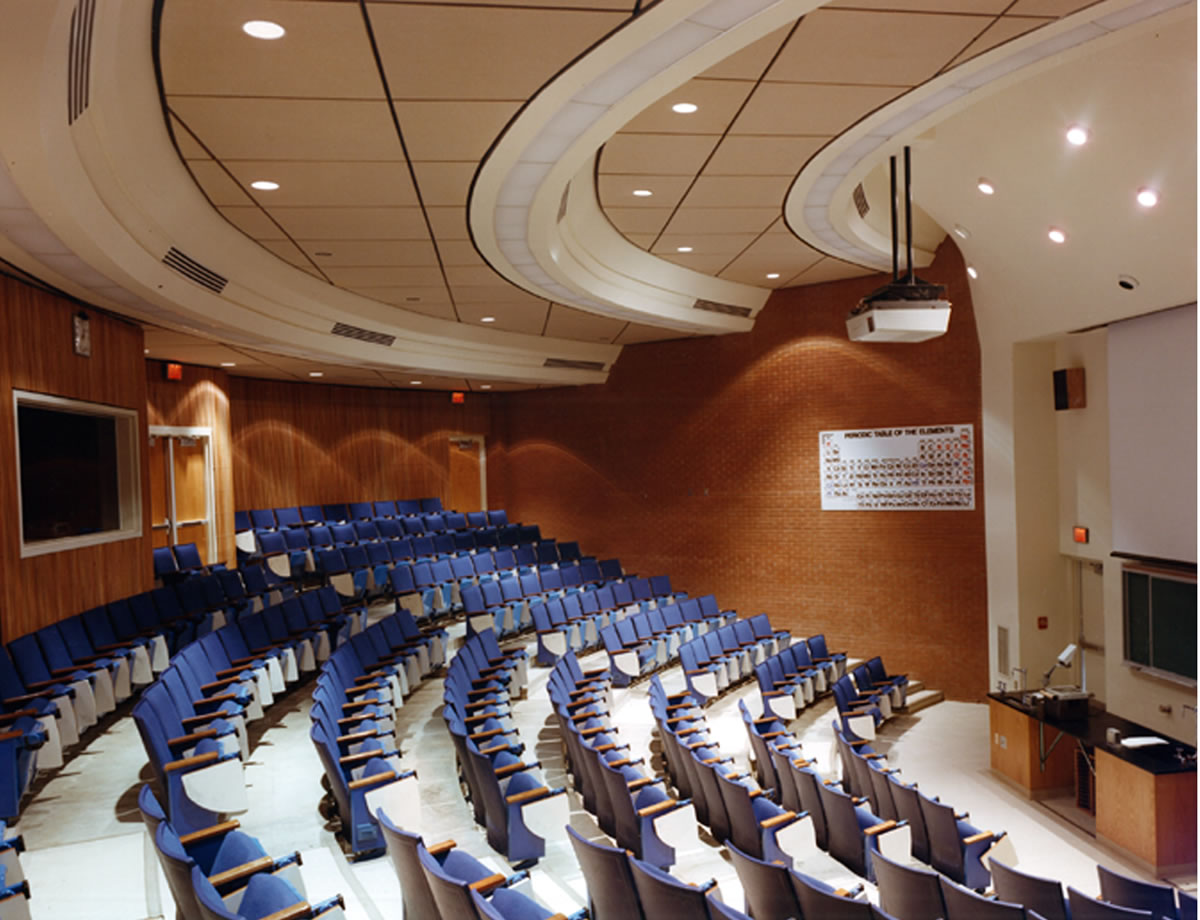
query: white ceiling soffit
[
  {"left": 784, "top": 0, "right": 1195, "bottom": 270},
  {"left": 0, "top": 0, "right": 618, "bottom": 387},
  {"left": 470, "top": 0, "right": 823, "bottom": 334}
]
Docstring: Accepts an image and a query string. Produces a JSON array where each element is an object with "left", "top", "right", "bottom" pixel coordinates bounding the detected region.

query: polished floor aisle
[{"left": 13, "top": 624, "right": 1194, "bottom": 919}]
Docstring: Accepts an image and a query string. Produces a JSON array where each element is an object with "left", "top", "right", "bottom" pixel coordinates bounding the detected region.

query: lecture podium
[{"left": 988, "top": 693, "right": 1197, "bottom": 876}]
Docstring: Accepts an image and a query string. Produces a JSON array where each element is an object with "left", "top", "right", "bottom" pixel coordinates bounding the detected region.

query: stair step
[
  {"left": 906, "top": 679, "right": 925, "bottom": 695},
  {"left": 901, "top": 688, "right": 944, "bottom": 714}
]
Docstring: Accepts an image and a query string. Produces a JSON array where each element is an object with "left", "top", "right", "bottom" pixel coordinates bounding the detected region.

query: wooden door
[
  {"left": 448, "top": 437, "right": 483, "bottom": 512},
  {"left": 149, "top": 436, "right": 170, "bottom": 549},
  {"left": 173, "top": 438, "right": 210, "bottom": 564}
]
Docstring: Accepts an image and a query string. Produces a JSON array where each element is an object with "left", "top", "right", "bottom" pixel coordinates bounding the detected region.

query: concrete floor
[{"left": 12, "top": 625, "right": 1194, "bottom": 919}]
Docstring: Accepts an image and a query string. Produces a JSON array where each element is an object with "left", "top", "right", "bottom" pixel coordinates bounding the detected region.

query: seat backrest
[
  {"left": 322, "top": 503, "right": 349, "bottom": 523},
  {"left": 873, "top": 849, "right": 946, "bottom": 920},
  {"left": 174, "top": 543, "right": 204, "bottom": 570},
  {"left": 274, "top": 507, "right": 302, "bottom": 529},
  {"left": 790, "top": 764, "right": 829, "bottom": 850},
  {"left": 1097, "top": 865, "right": 1180, "bottom": 920},
  {"left": 154, "top": 823, "right": 202, "bottom": 920},
  {"left": 726, "top": 841, "right": 803, "bottom": 920},
  {"left": 153, "top": 546, "right": 179, "bottom": 577},
  {"left": 349, "top": 501, "right": 373, "bottom": 521},
  {"left": 791, "top": 868, "right": 876, "bottom": 920},
  {"left": 886, "top": 774, "right": 929, "bottom": 863},
  {"left": 917, "top": 791, "right": 965, "bottom": 882},
  {"left": 864, "top": 760, "right": 898, "bottom": 821},
  {"left": 1068, "top": 886, "right": 1155, "bottom": 919},
  {"left": 817, "top": 779, "right": 871, "bottom": 878},
  {"left": 566, "top": 824, "right": 646, "bottom": 920},
  {"left": 374, "top": 501, "right": 397, "bottom": 519},
  {"left": 691, "top": 756, "right": 731, "bottom": 844},
  {"left": 377, "top": 810, "right": 441, "bottom": 920},
  {"left": 989, "top": 859, "right": 1069, "bottom": 920},
  {"left": 250, "top": 509, "right": 276, "bottom": 531},
  {"left": 628, "top": 856, "right": 710, "bottom": 918},
  {"left": 939, "top": 877, "right": 1027, "bottom": 920},
  {"left": 715, "top": 769, "right": 767, "bottom": 860}
]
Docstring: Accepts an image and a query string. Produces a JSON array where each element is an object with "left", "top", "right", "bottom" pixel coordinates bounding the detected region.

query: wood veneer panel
[
  {"left": 0, "top": 275, "right": 152, "bottom": 638},
  {"left": 988, "top": 699, "right": 1075, "bottom": 793},
  {"left": 1096, "top": 748, "right": 1197, "bottom": 872},
  {"left": 229, "top": 378, "right": 488, "bottom": 511}
]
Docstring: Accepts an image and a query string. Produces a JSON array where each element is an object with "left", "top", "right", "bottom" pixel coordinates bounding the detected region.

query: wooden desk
[{"left": 988, "top": 694, "right": 1196, "bottom": 876}]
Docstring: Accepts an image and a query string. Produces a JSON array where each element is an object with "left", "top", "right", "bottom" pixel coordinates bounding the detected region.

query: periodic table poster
[{"left": 819, "top": 423, "right": 975, "bottom": 511}]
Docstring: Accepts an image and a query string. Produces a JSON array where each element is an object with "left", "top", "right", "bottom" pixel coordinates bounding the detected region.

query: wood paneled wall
[
  {"left": 146, "top": 363, "right": 236, "bottom": 567},
  {"left": 490, "top": 240, "right": 989, "bottom": 700},
  {"left": 0, "top": 275, "right": 151, "bottom": 640},
  {"left": 230, "top": 378, "right": 490, "bottom": 511}
]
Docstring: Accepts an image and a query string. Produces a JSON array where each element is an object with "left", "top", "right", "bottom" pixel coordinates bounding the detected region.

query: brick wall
[{"left": 491, "top": 239, "right": 987, "bottom": 699}]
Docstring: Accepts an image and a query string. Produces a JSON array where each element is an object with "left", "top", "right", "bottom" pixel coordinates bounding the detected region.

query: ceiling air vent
[
  {"left": 67, "top": 0, "right": 96, "bottom": 124},
  {"left": 162, "top": 247, "right": 228, "bottom": 294},
  {"left": 331, "top": 322, "right": 396, "bottom": 348},
  {"left": 852, "top": 182, "right": 870, "bottom": 219},
  {"left": 694, "top": 299, "right": 751, "bottom": 318},
  {"left": 543, "top": 357, "right": 605, "bottom": 372}
]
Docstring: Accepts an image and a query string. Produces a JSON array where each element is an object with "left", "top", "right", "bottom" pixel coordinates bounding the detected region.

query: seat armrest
[
  {"left": 506, "top": 786, "right": 551, "bottom": 805},
  {"left": 178, "top": 820, "right": 241, "bottom": 845},
  {"left": 164, "top": 751, "right": 221, "bottom": 773},
  {"left": 962, "top": 830, "right": 995, "bottom": 845},
  {"left": 468, "top": 873, "right": 508, "bottom": 895},
  {"left": 426, "top": 839, "right": 456, "bottom": 857},
  {"left": 207, "top": 855, "right": 276, "bottom": 889},
  {"left": 864, "top": 820, "right": 899, "bottom": 836},
  {"left": 637, "top": 798, "right": 679, "bottom": 818},
  {"left": 760, "top": 811, "right": 797, "bottom": 830},
  {"left": 348, "top": 770, "right": 397, "bottom": 791}
]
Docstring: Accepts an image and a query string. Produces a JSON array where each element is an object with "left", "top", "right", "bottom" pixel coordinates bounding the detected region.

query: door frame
[
  {"left": 149, "top": 425, "right": 216, "bottom": 562},
  {"left": 449, "top": 433, "right": 487, "bottom": 510}
]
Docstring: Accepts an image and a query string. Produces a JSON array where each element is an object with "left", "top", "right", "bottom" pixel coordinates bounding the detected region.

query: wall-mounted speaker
[{"left": 1053, "top": 368, "right": 1086, "bottom": 410}]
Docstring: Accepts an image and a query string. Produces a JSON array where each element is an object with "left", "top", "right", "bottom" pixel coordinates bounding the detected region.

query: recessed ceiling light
[
  {"left": 250, "top": 180, "right": 279, "bottom": 191},
  {"left": 242, "top": 20, "right": 285, "bottom": 40},
  {"left": 480, "top": 384, "right": 492, "bottom": 390},
  {"left": 308, "top": 371, "right": 323, "bottom": 377},
  {"left": 1066, "top": 124, "right": 1089, "bottom": 146},
  {"left": 672, "top": 102, "right": 698, "bottom": 114},
  {"left": 676, "top": 246, "right": 693, "bottom": 253},
  {"left": 480, "top": 316, "right": 496, "bottom": 323},
  {"left": 632, "top": 189, "right": 653, "bottom": 198},
  {"left": 410, "top": 380, "right": 422, "bottom": 385},
  {"left": 1117, "top": 274, "right": 1140, "bottom": 290},
  {"left": 1136, "top": 187, "right": 1159, "bottom": 208},
  {"left": 220, "top": 362, "right": 236, "bottom": 367},
  {"left": 977, "top": 179, "right": 995, "bottom": 195},
  {"left": 766, "top": 273, "right": 780, "bottom": 280},
  {"left": 966, "top": 266, "right": 978, "bottom": 279},
  {"left": 1048, "top": 228, "right": 1066, "bottom": 244},
  {"left": 953, "top": 224, "right": 971, "bottom": 239}
]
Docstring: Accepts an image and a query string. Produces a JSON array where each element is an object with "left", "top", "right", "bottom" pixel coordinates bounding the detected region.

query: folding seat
[
  {"left": 175, "top": 642, "right": 264, "bottom": 718},
  {"left": 421, "top": 513, "right": 446, "bottom": 534},
  {"left": 556, "top": 540, "right": 581, "bottom": 562},
  {"left": 348, "top": 631, "right": 416, "bottom": 700},
  {"left": 365, "top": 541, "right": 393, "bottom": 592},
  {"left": 353, "top": 520, "right": 381, "bottom": 543},
  {"left": 411, "top": 535, "right": 436, "bottom": 558},
  {"left": 872, "top": 848, "right": 946, "bottom": 920},
  {"left": 486, "top": 509, "right": 508, "bottom": 526},
  {"left": 411, "top": 561, "right": 448, "bottom": 618},
  {"left": 939, "top": 875, "right": 1042, "bottom": 920},
  {"left": 95, "top": 598, "right": 169, "bottom": 671},
  {"left": 833, "top": 676, "right": 885, "bottom": 740},
  {"left": 558, "top": 561, "right": 583, "bottom": 589},
  {"left": 627, "top": 576, "right": 653, "bottom": 606},
  {"left": 749, "top": 613, "right": 790, "bottom": 651},
  {"left": 807, "top": 633, "right": 847, "bottom": 677},
  {"left": 261, "top": 602, "right": 318, "bottom": 673},
  {"left": 214, "top": 571, "right": 256, "bottom": 617},
  {"left": 194, "top": 632, "right": 275, "bottom": 716},
  {"left": 348, "top": 501, "right": 374, "bottom": 521},
  {"left": 518, "top": 524, "right": 540, "bottom": 543},
  {"left": 610, "top": 581, "right": 637, "bottom": 617},
  {"left": 0, "top": 707, "right": 45, "bottom": 821},
  {"left": 715, "top": 623, "right": 754, "bottom": 674},
  {"left": 714, "top": 769, "right": 805, "bottom": 865},
  {"left": 726, "top": 840, "right": 805, "bottom": 920},
  {"left": 174, "top": 543, "right": 214, "bottom": 575},
  {"left": 535, "top": 540, "right": 558, "bottom": 565},
  {"left": 0, "top": 646, "right": 79, "bottom": 750},
  {"left": 466, "top": 511, "right": 488, "bottom": 529},
  {"left": 8, "top": 633, "right": 109, "bottom": 725},
  {"left": 417, "top": 842, "right": 568, "bottom": 920},
  {"left": 698, "top": 594, "right": 735, "bottom": 628},
  {"left": 675, "top": 598, "right": 713, "bottom": 636},
  {"left": 849, "top": 664, "right": 895, "bottom": 720},
  {"left": 388, "top": 537, "right": 414, "bottom": 563},
  {"left": 453, "top": 530, "right": 476, "bottom": 552},
  {"left": 738, "top": 700, "right": 799, "bottom": 793},
  {"left": 498, "top": 526, "right": 521, "bottom": 548},
  {"left": 249, "top": 509, "right": 277, "bottom": 533},
  {"left": 238, "top": 565, "right": 291, "bottom": 611},
  {"left": 402, "top": 516, "right": 426, "bottom": 537},
  {"left": 605, "top": 621, "right": 658, "bottom": 683},
  {"left": 596, "top": 757, "right": 694, "bottom": 870},
  {"left": 190, "top": 863, "right": 346, "bottom": 920},
  {"left": 273, "top": 507, "right": 302, "bottom": 530},
  {"left": 702, "top": 630, "right": 739, "bottom": 682},
  {"left": 565, "top": 824, "right": 645, "bottom": 920},
  {"left": 1097, "top": 866, "right": 1180, "bottom": 920},
  {"left": 34, "top": 622, "right": 131, "bottom": 704},
  {"left": 677, "top": 641, "right": 720, "bottom": 702},
  {"left": 818, "top": 778, "right": 907, "bottom": 880},
  {"left": 376, "top": 518, "right": 403, "bottom": 540},
  {"left": 431, "top": 532, "right": 455, "bottom": 555},
  {"left": 1180, "top": 893, "right": 1196, "bottom": 920},
  {"left": 60, "top": 611, "right": 152, "bottom": 688},
  {"left": 154, "top": 546, "right": 181, "bottom": 583},
  {"left": 153, "top": 815, "right": 304, "bottom": 920},
  {"left": 299, "top": 505, "right": 323, "bottom": 525},
  {"left": 512, "top": 543, "right": 535, "bottom": 567},
  {"left": 233, "top": 510, "right": 252, "bottom": 533},
  {"left": 140, "top": 586, "right": 204, "bottom": 650},
  {"left": 372, "top": 501, "right": 396, "bottom": 520},
  {"left": 864, "top": 756, "right": 901, "bottom": 822},
  {"left": 579, "top": 558, "right": 602, "bottom": 584},
  {"left": 419, "top": 497, "right": 443, "bottom": 513},
  {"left": 396, "top": 499, "right": 421, "bottom": 516},
  {"left": 322, "top": 503, "right": 349, "bottom": 523},
  {"left": 378, "top": 809, "right": 502, "bottom": 920},
  {"left": 253, "top": 532, "right": 291, "bottom": 582},
  {"left": 561, "top": 593, "right": 602, "bottom": 647},
  {"left": 443, "top": 511, "right": 467, "bottom": 531},
  {"left": 784, "top": 640, "right": 831, "bottom": 694},
  {"left": 918, "top": 790, "right": 1002, "bottom": 890},
  {"left": 318, "top": 548, "right": 368, "bottom": 604},
  {"left": 228, "top": 613, "right": 299, "bottom": 688},
  {"left": 386, "top": 608, "right": 449, "bottom": 672},
  {"left": 864, "top": 656, "right": 908, "bottom": 708},
  {"left": 989, "top": 858, "right": 1068, "bottom": 920},
  {"left": 708, "top": 895, "right": 754, "bottom": 920},
  {"left": 790, "top": 869, "right": 889, "bottom": 920},
  {"left": 1068, "top": 888, "right": 1155, "bottom": 919},
  {"left": 493, "top": 546, "right": 517, "bottom": 573},
  {"left": 330, "top": 523, "right": 358, "bottom": 548},
  {"left": 758, "top": 656, "right": 808, "bottom": 714},
  {"left": 307, "top": 525, "right": 334, "bottom": 553}
]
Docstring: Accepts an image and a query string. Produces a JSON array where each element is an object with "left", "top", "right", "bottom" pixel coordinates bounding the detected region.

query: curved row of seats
[
  {"left": 442, "top": 631, "right": 573, "bottom": 868},
  {"left": 309, "top": 606, "right": 448, "bottom": 858},
  {"left": 673, "top": 616, "right": 793, "bottom": 703}
]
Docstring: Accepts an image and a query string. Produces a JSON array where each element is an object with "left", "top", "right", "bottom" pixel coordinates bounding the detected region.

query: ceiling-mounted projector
[
  {"left": 847, "top": 280, "right": 951, "bottom": 343},
  {"left": 847, "top": 146, "right": 951, "bottom": 343}
]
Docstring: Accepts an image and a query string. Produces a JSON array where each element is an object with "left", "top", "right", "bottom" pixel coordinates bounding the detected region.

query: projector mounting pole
[
  {"left": 904, "top": 145, "right": 914, "bottom": 284},
  {"left": 890, "top": 155, "right": 899, "bottom": 283}
]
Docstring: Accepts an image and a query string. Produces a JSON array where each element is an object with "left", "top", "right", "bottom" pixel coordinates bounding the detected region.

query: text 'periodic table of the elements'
[{"left": 819, "top": 423, "right": 975, "bottom": 511}]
